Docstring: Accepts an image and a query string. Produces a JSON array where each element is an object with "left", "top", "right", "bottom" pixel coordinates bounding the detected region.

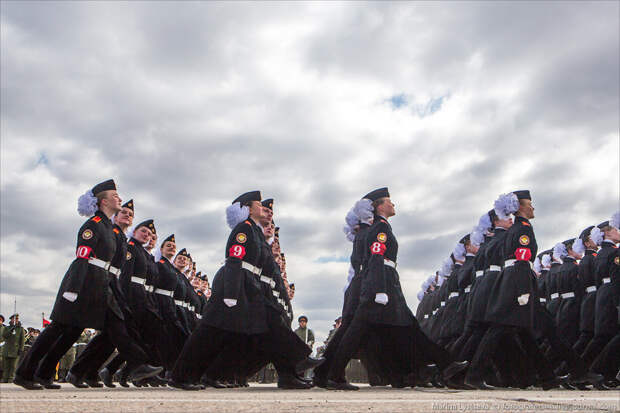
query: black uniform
[
  {"left": 467, "top": 215, "right": 556, "bottom": 384},
  {"left": 171, "top": 217, "right": 270, "bottom": 384},
  {"left": 69, "top": 225, "right": 150, "bottom": 380},
  {"left": 555, "top": 256, "right": 582, "bottom": 346},
  {"left": 581, "top": 240, "right": 619, "bottom": 367},
  {"left": 328, "top": 214, "right": 416, "bottom": 383},
  {"left": 573, "top": 249, "right": 598, "bottom": 355}
]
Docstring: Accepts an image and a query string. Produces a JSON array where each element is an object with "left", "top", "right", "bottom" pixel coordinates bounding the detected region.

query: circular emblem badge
[
  {"left": 615, "top": 256, "right": 619, "bottom": 265},
  {"left": 126, "top": 252, "right": 132, "bottom": 260},
  {"left": 377, "top": 233, "right": 387, "bottom": 243},
  {"left": 236, "top": 233, "right": 247, "bottom": 243},
  {"left": 82, "top": 229, "right": 93, "bottom": 240},
  {"left": 519, "top": 235, "right": 530, "bottom": 246}
]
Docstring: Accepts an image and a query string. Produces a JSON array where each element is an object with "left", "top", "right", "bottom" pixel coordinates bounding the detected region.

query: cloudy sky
[{"left": 1, "top": 1, "right": 618, "bottom": 341}]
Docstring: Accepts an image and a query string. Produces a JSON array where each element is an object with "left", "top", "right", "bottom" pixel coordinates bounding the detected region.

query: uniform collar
[
  {"left": 564, "top": 256, "right": 576, "bottom": 263},
  {"left": 515, "top": 216, "right": 530, "bottom": 225},
  {"left": 602, "top": 239, "right": 617, "bottom": 247}
]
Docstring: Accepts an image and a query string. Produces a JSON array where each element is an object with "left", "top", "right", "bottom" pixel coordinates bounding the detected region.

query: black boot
[
  {"left": 98, "top": 368, "right": 116, "bottom": 388},
  {"left": 13, "top": 375, "right": 44, "bottom": 390},
  {"left": 66, "top": 371, "right": 89, "bottom": 389},
  {"left": 33, "top": 375, "right": 61, "bottom": 390}
]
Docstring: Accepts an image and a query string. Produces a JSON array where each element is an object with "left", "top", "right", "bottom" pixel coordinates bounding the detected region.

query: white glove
[
  {"left": 517, "top": 293, "right": 530, "bottom": 306},
  {"left": 62, "top": 292, "right": 78, "bottom": 302},
  {"left": 223, "top": 298, "right": 238, "bottom": 307},
  {"left": 375, "top": 293, "right": 388, "bottom": 305}
]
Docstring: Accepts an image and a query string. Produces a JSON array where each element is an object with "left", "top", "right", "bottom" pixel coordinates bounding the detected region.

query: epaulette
[
  {"left": 113, "top": 228, "right": 120, "bottom": 234},
  {"left": 159, "top": 259, "right": 165, "bottom": 263},
  {"left": 380, "top": 219, "right": 387, "bottom": 224},
  {"left": 244, "top": 220, "right": 251, "bottom": 225},
  {"left": 592, "top": 253, "right": 598, "bottom": 257},
  {"left": 128, "top": 241, "right": 134, "bottom": 246},
  {"left": 522, "top": 221, "right": 531, "bottom": 227},
  {"left": 92, "top": 216, "right": 102, "bottom": 223}
]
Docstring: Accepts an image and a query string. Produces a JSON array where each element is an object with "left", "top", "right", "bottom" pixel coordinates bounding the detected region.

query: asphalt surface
[{"left": 0, "top": 383, "right": 618, "bottom": 412}]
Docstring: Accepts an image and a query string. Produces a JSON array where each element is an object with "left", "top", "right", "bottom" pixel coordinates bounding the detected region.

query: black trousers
[
  {"left": 312, "top": 315, "right": 353, "bottom": 381},
  {"left": 171, "top": 324, "right": 239, "bottom": 383},
  {"left": 581, "top": 334, "right": 614, "bottom": 368},
  {"left": 411, "top": 320, "right": 453, "bottom": 370},
  {"left": 16, "top": 321, "right": 83, "bottom": 380},
  {"left": 69, "top": 307, "right": 149, "bottom": 378},
  {"left": 573, "top": 331, "right": 593, "bottom": 357},
  {"left": 466, "top": 325, "right": 555, "bottom": 383},
  {"left": 590, "top": 332, "right": 620, "bottom": 380},
  {"left": 536, "top": 306, "right": 586, "bottom": 376},
  {"left": 327, "top": 310, "right": 413, "bottom": 383}
]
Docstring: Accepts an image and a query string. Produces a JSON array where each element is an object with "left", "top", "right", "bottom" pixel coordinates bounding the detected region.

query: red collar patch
[
  {"left": 113, "top": 228, "right": 120, "bottom": 234},
  {"left": 92, "top": 216, "right": 102, "bottom": 223},
  {"left": 522, "top": 221, "right": 531, "bottom": 227},
  {"left": 159, "top": 259, "right": 165, "bottom": 263},
  {"left": 128, "top": 241, "right": 134, "bottom": 246}
]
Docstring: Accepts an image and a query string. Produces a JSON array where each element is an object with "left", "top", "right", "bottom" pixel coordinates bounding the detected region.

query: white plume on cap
[
  {"left": 541, "top": 254, "right": 552, "bottom": 267},
  {"left": 590, "top": 227, "right": 604, "bottom": 245},
  {"left": 353, "top": 198, "right": 374, "bottom": 225},
  {"left": 572, "top": 238, "right": 585, "bottom": 255},
  {"left": 478, "top": 212, "right": 492, "bottom": 232},
  {"left": 77, "top": 190, "right": 98, "bottom": 217},
  {"left": 453, "top": 242, "right": 466, "bottom": 261},
  {"left": 345, "top": 209, "right": 358, "bottom": 228},
  {"left": 553, "top": 242, "right": 568, "bottom": 261},
  {"left": 610, "top": 211, "right": 620, "bottom": 230},
  {"left": 343, "top": 208, "right": 358, "bottom": 242},
  {"left": 471, "top": 226, "right": 485, "bottom": 247},
  {"left": 533, "top": 257, "right": 542, "bottom": 273},
  {"left": 153, "top": 248, "right": 163, "bottom": 262},
  {"left": 126, "top": 226, "right": 135, "bottom": 239},
  {"left": 417, "top": 291, "right": 425, "bottom": 301},
  {"left": 439, "top": 257, "right": 454, "bottom": 277},
  {"left": 226, "top": 202, "right": 250, "bottom": 229},
  {"left": 493, "top": 192, "right": 519, "bottom": 220},
  {"left": 426, "top": 275, "right": 436, "bottom": 287}
]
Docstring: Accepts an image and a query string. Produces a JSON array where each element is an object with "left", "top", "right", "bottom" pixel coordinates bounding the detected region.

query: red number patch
[
  {"left": 370, "top": 242, "right": 386, "bottom": 255},
  {"left": 229, "top": 244, "right": 246, "bottom": 259},
  {"left": 515, "top": 248, "right": 531, "bottom": 261},
  {"left": 76, "top": 246, "right": 93, "bottom": 259}
]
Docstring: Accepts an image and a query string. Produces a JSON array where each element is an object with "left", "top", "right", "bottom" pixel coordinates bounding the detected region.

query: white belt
[
  {"left": 109, "top": 265, "right": 121, "bottom": 277},
  {"left": 131, "top": 276, "right": 146, "bottom": 285},
  {"left": 384, "top": 258, "right": 396, "bottom": 268},
  {"left": 189, "top": 305, "right": 195, "bottom": 311},
  {"left": 464, "top": 286, "right": 471, "bottom": 293},
  {"left": 440, "top": 301, "right": 446, "bottom": 307},
  {"left": 448, "top": 292, "right": 459, "bottom": 299},
  {"left": 550, "top": 293, "right": 559, "bottom": 300},
  {"left": 505, "top": 259, "right": 533, "bottom": 269},
  {"left": 432, "top": 309, "right": 438, "bottom": 315},
  {"left": 196, "top": 314, "right": 202, "bottom": 320},
  {"left": 475, "top": 270, "right": 484, "bottom": 277},
  {"left": 183, "top": 302, "right": 190, "bottom": 309},
  {"left": 272, "top": 290, "right": 280, "bottom": 298},
  {"left": 586, "top": 285, "right": 597, "bottom": 293},
  {"left": 259, "top": 275, "right": 275, "bottom": 288},
  {"left": 561, "top": 292, "right": 575, "bottom": 299},
  {"left": 145, "top": 285, "right": 154, "bottom": 293},
  {"left": 154, "top": 288, "right": 174, "bottom": 297},
  {"left": 174, "top": 299, "right": 183, "bottom": 306},
  {"left": 88, "top": 257, "right": 111, "bottom": 271},
  {"left": 489, "top": 265, "right": 502, "bottom": 272},
  {"left": 602, "top": 277, "right": 611, "bottom": 284},
  {"left": 241, "top": 261, "right": 262, "bottom": 275},
  {"left": 539, "top": 298, "right": 547, "bottom": 303},
  {"left": 424, "top": 314, "right": 429, "bottom": 319}
]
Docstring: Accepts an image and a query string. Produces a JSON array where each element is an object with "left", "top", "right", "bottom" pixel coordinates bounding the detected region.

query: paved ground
[{"left": 0, "top": 383, "right": 618, "bottom": 413}]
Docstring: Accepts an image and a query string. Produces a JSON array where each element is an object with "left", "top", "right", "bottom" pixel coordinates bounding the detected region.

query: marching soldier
[
  {"left": 555, "top": 239, "right": 584, "bottom": 347},
  {"left": 573, "top": 226, "right": 600, "bottom": 355},
  {"left": 581, "top": 213, "right": 620, "bottom": 371},
  {"left": 15, "top": 180, "right": 161, "bottom": 390}
]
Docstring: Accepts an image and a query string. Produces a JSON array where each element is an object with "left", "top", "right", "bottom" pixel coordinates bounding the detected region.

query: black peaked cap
[
  {"left": 363, "top": 187, "right": 390, "bottom": 201},
  {"left": 92, "top": 179, "right": 116, "bottom": 195}
]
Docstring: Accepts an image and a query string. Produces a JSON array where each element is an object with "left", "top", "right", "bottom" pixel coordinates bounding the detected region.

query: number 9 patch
[
  {"left": 236, "top": 233, "right": 247, "bottom": 243},
  {"left": 519, "top": 235, "right": 530, "bottom": 246},
  {"left": 377, "top": 233, "right": 387, "bottom": 243}
]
